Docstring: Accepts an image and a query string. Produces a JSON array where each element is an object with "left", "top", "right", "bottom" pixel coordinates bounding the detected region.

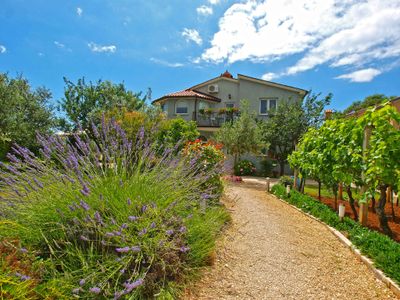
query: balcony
[{"left": 193, "top": 110, "right": 239, "bottom": 127}]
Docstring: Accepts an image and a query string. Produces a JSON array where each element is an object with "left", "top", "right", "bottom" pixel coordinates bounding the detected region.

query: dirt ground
[
  {"left": 185, "top": 181, "right": 398, "bottom": 300},
  {"left": 315, "top": 195, "right": 400, "bottom": 242}
]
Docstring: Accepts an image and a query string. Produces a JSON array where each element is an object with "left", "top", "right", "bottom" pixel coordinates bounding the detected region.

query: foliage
[
  {"left": 289, "top": 104, "right": 400, "bottom": 235},
  {"left": 279, "top": 176, "right": 293, "bottom": 187},
  {"left": 156, "top": 118, "right": 199, "bottom": 150},
  {"left": 0, "top": 120, "right": 229, "bottom": 299},
  {"left": 343, "top": 94, "right": 397, "bottom": 115},
  {"left": 259, "top": 158, "right": 277, "bottom": 177},
  {"left": 271, "top": 184, "right": 400, "bottom": 285},
  {"left": 0, "top": 73, "right": 55, "bottom": 159},
  {"left": 234, "top": 160, "right": 256, "bottom": 176},
  {"left": 216, "top": 100, "right": 264, "bottom": 163},
  {"left": 259, "top": 92, "right": 331, "bottom": 175},
  {"left": 59, "top": 77, "right": 146, "bottom": 131}
]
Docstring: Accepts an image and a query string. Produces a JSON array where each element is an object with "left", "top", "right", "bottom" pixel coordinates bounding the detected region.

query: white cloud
[
  {"left": 54, "top": 41, "right": 65, "bottom": 49},
  {"left": 261, "top": 72, "right": 279, "bottom": 81},
  {"left": 336, "top": 68, "right": 382, "bottom": 82},
  {"left": 88, "top": 42, "right": 117, "bottom": 53},
  {"left": 77, "top": 7, "right": 83, "bottom": 17},
  {"left": 150, "top": 58, "right": 184, "bottom": 68},
  {"left": 182, "top": 28, "right": 202, "bottom": 46},
  {"left": 197, "top": 5, "right": 213, "bottom": 16},
  {"left": 0, "top": 45, "right": 6, "bottom": 53},
  {"left": 208, "top": 0, "right": 221, "bottom": 5},
  {"left": 202, "top": 0, "right": 400, "bottom": 81}
]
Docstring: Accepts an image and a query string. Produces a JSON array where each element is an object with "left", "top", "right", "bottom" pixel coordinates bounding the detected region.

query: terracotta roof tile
[{"left": 152, "top": 89, "right": 220, "bottom": 104}]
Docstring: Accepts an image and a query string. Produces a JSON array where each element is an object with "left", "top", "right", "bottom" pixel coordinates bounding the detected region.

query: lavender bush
[{"left": 0, "top": 119, "right": 229, "bottom": 299}]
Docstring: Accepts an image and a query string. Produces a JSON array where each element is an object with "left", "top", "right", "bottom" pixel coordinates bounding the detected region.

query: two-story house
[{"left": 152, "top": 71, "right": 308, "bottom": 138}]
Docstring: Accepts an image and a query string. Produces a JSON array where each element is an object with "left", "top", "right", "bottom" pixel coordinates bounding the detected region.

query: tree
[
  {"left": 260, "top": 92, "right": 331, "bottom": 175},
  {"left": 343, "top": 94, "right": 397, "bottom": 114},
  {"left": 0, "top": 73, "right": 55, "bottom": 159},
  {"left": 156, "top": 118, "right": 199, "bottom": 150},
  {"left": 216, "top": 100, "right": 264, "bottom": 164},
  {"left": 59, "top": 77, "right": 146, "bottom": 130}
]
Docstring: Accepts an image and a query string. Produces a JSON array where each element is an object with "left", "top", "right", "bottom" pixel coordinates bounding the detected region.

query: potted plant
[
  {"left": 205, "top": 108, "right": 213, "bottom": 116},
  {"left": 218, "top": 108, "right": 227, "bottom": 115}
]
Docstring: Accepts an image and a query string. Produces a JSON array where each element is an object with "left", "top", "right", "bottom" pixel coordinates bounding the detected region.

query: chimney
[{"left": 325, "top": 109, "right": 333, "bottom": 120}]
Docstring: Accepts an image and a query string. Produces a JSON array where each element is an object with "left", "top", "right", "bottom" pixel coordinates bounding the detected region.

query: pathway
[{"left": 185, "top": 181, "right": 398, "bottom": 300}]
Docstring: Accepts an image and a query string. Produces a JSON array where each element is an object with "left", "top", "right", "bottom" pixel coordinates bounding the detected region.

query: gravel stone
[{"left": 185, "top": 182, "right": 398, "bottom": 300}]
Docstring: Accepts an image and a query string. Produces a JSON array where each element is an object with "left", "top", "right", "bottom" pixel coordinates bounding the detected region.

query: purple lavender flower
[
  {"left": 120, "top": 268, "right": 125, "bottom": 274},
  {"left": 111, "top": 217, "right": 116, "bottom": 225},
  {"left": 20, "top": 275, "right": 31, "bottom": 281},
  {"left": 114, "top": 231, "right": 122, "bottom": 236},
  {"left": 89, "top": 287, "right": 101, "bottom": 294},
  {"left": 150, "top": 222, "right": 156, "bottom": 229},
  {"left": 120, "top": 223, "right": 128, "bottom": 229},
  {"left": 105, "top": 232, "right": 115, "bottom": 237},
  {"left": 138, "top": 228, "right": 147, "bottom": 236},
  {"left": 128, "top": 216, "right": 138, "bottom": 222},
  {"left": 116, "top": 246, "right": 130, "bottom": 253},
  {"left": 127, "top": 198, "right": 132, "bottom": 205},
  {"left": 80, "top": 235, "right": 89, "bottom": 241},
  {"left": 141, "top": 205, "right": 147, "bottom": 213},
  {"left": 180, "top": 246, "right": 190, "bottom": 253},
  {"left": 19, "top": 247, "right": 28, "bottom": 254},
  {"left": 131, "top": 246, "right": 141, "bottom": 252},
  {"left": 68, "top": 204, "right": 76, "bottom": 212},
  {"left": 101, "top": 240, "right": 108, "bottom": 246},
  {"left": 79, "top": 200, "right": 90, "bottom": 211},
  {"left": 94, "top": 211, "right": 103, "bottom": 223},
  {"left": 179, "top": 226, "right": 187, "bottom": 233},
  {"left": 166, "top": 229, "right": 174, "bottom": 236},
  {"left": 123, "top": 278, "right": 144, "bottom": 293},
  {"left": 80, "top": 184, "right": 91, "bottom": 197},
  {"left": 201, "top": 193, "right": 210, "bottom": 199},
  {"left": 114, "top": 291, "right": 123, "bottom": 299}
]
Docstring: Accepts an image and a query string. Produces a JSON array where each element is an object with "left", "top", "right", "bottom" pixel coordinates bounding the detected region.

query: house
[
  {"left": 346, "top": 97, "right": 400, "bottom": 118},
  {"left": 152, "top": 71, "right": 308, "bottom": 138}
]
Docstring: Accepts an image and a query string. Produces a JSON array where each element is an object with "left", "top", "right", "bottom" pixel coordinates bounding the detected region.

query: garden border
[{"left": 269, "top": 192, "right": 400, "bottom": 298}]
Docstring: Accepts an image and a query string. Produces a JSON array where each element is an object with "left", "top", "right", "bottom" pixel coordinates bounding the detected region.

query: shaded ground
[
  {"left": 313, "top": 195, "right": 400, "bottom": 242},
  {"left": 185, "top": 181, "right": 398, "bottom": 300}
]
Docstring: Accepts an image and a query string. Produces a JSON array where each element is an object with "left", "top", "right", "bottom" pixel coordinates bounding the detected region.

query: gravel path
[{"left": 186, "top": 182, "right": 398, "bottom": 300}]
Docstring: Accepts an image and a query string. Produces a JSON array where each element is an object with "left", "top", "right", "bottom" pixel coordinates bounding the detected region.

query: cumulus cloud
[
  {"left": 202, "top": 0, "right": 400, "bottom": 81},
  {"left": 54, "top": 41, "right": 65, "bottom": 49},
  {"left": 88, "top": 42, "right": 116, "bottom": 53},
  {"left": 208, "top": 0, "right": 221, "bottom": 4},
  {"left": 336, "top": 68, "right": 382, "bottom": 82},
  {"left": 182, "top": 28, "right": 202, "bottom": 45},
  {"left": 150, "top": 58, "right": 184, "bottom": 68},
  {"left": 77, "top": 7, "right": 83, "bottom": 17},
  {"left": 0, "top": 45, "right": 6, "bottom": 53},
  {"left": 197, "top": 5, "right": 213, "bottom": 16}
]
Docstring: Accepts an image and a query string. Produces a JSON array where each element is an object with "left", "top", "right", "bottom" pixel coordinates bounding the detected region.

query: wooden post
[
  {"left": 386, "top": 186, "right": 392, "bottom": 203},
  {"left": 359, "top": 126, "right": 372, "bottom": 226},
  {"left": 338, "top": 182, "right": 343, "bottom": 200},
  {"left": 266, "top": 177, "right": 270, "bottom": 192}
]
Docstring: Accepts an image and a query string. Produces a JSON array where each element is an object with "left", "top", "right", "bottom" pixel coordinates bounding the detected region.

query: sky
[{"left": 1, "top": 0, "right": 399, "bottom": 111}]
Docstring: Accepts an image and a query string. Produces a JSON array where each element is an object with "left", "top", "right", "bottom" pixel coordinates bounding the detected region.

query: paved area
[{"left": 186, "top": 181, "right": 398, "bottom": 300}]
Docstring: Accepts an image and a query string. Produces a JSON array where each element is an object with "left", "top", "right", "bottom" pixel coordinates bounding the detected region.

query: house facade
[{"left": 152, "top": 71, "right": 308, "bottom": 136}]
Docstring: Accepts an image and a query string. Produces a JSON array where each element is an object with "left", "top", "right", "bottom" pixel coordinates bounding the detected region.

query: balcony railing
[{"left": 193, "top": 112, "right": 239, "bottom": 127}]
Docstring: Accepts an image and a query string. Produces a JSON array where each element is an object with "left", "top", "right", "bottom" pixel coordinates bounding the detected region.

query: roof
[
  {"left": 346, "top": 97, "right": 400, "bottom": 117},
  {"left": 152, "top": 89, "right": 221, "bottom": 104}
]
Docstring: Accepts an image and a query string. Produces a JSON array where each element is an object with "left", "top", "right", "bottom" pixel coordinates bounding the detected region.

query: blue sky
[{"left": 1, "top": 0, "right": 399, "bottom": 111}]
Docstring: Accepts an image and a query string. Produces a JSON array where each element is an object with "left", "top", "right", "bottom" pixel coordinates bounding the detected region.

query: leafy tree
[
  {"left": 343, "top": 94, "right": 397, "bottom": 115},
  {"left": 0, "top": 73, "right": 55, "bottom": 159},
  {"left": 260, "top": 92, "right": 332, "bottom": 175},
  {"left": 156, "top": 118, "right": 199, "bottom": 150},
  {"left": 216, "top": 100, "right": 264, "bottom": 164},
  {"left": 59, "top": 77, "right": 146, "bottom": 130}
]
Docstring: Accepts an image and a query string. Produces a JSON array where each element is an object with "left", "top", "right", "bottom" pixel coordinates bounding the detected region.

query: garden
[{"left": 0, "top": 74, "right": 230, "bottom": 299}]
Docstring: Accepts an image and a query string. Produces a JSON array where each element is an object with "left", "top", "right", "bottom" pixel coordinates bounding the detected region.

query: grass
[
  {"left": 271, "top": 184, "right": 400, "bottom": 285},
  {"left": 304, "top": 184, "right": 364, "bottom": 201},
  {"left": 0, "top": 121, "right": 230, "bottom": 299}
]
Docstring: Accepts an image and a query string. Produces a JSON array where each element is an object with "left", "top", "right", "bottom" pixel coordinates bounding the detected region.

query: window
[
  {"left": 259, "top": 98, "right": 278, "bottom": 115},
  {"left": 161, "top": 103, "right": 168, "bottom": 112},
  {"left": 175, "top": 100, "right": 188, "bottom": 114},
  {"left": 198, "top": 101, "right": 209, "bottom": 110},
  {"left": 225, "top": 102, "right": 235, "bottom": 108}
]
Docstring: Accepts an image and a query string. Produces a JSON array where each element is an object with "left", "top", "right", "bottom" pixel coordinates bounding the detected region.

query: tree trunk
[
  {"left": 371, "top": 196, "right": 376, "bottom": 213},
  {"left": 346, "top": 185, "right": 358, "bottom": 221},
  {"left": 318, "top": 181, "right": 321, "bottom": 201},
  {"left": 300, "top": 177, "right": 306, "bottom": 194},
  {"left": 279, "top": 161, "right": 285, "bottom": 176},
  {"left": 376, "top": 185, "right": 393, "bottom": 237},
  {"left": 332, "top": 184, "right": 338, "bottom": 211}
]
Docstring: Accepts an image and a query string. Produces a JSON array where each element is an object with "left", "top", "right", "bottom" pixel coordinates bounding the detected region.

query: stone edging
[{"left": 269, "top": 193, "right": 400, "bottom": 298}]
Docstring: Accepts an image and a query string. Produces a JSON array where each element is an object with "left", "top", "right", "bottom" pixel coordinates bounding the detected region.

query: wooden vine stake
[
  {"left": 338, "top": 182, "right": 343, "bottom": 200},
  {"left": 359, "top": 126, "right": 372, "bottom": 226}
]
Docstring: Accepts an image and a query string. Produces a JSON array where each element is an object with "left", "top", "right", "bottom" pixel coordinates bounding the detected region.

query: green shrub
[
  {"left": 279, "top": 175, "right": 293, "bottom": 187},
  {"left": 271, "top": 184, "right": 400, "bottom": 284},
  {"left": 259, "top": 159, "right": 277, "bottom": 177},
  {"left": 0, "top": 120, "right": 229, "bottom": 299},
  {"left": 234, "top": 160, "right": 256, "bottom": 176}
]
